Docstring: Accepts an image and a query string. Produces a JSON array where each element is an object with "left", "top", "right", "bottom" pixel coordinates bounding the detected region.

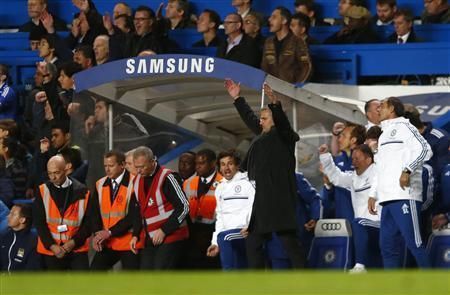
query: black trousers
[
  {"left": 90, "top": 248, "right": 140, "bottom": 270},
  {"left": 140, "top": 239, "right": 186, "bottom": 270},
  {"left": 246, "top": 230, "right": 305, "bottom": 269},
  {"left": 184, "top": 223, "right": 220, "bottom": 269},
  {"left": 43, "top": 252, "right": 89, "bottom": 270}
]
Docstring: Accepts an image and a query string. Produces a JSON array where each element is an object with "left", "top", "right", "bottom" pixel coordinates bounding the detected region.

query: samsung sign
[
  {"left": 126, "top": 57, "right": 215, "bottom": 75},
  {"left": 74, "top": 54, "right": 267, "bottom": 92}
]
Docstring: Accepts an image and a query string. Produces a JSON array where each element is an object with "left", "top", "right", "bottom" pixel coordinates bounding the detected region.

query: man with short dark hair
[
  {"left": 0, "top": 204, "right": 42, "bottom": 271},
  {"left": 164, "top": 0, "right": 194, "bottom": 30},
  {"left": 422, "top": 0, "right": 450, "bottom": 24},
  {"left": 290, "top": 12, "right": 319, "bottom": 45},
  {"left": 192, "top": 9, "right": 223, "bottom": 47},
  {"left": 73, "top": 44, "right": 96, "bottom": 69},
  {"left": 294, "top": 0, "right": 329, "bottom": 26},
  {"left": 261, "top": 7, "right": 312, "bottom": 83},
  {"left": 368, "top": 97, "right": 432, "bottom": 268},
  {"left": 225, "top": 80, "right": 305, "bottom": 269},
  {"left": 110, "top": 6, "right": 166, "bottom": 58},
  {"left": 178, "top": 151, "right": 196, "bottom": 181},
  {"left": 90, "top": 150, "right": 142, "bottom": 270},
  {"left": 364, "top": 99, "right": 381, "bottom": 129},
  {"left": 206, "top": 149, "right": 254, "bottom": 270},
  {"left": 388, "top": 9, "right": 420, "bottom": 43},
  {"left": 183, "top": 149, "right": 223, "bottom": 268},
  {"left": 373, "top": 0, "right": 397, "bottom": 26},
  {"left": 216, "top": 13, "right": 261, "bottom": 68}
]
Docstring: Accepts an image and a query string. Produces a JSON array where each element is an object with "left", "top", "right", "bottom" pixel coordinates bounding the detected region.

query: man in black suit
[
  {"left": 388, "top": 9, "right": 420, "bottom": 43},
  {"left": 216, "top": 13, "right": 261, "bottom": 68}
]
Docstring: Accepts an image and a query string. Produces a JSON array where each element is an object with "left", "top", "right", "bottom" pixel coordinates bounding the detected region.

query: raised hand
[
  {"left": 224, "top": 79, "right": 241, "bottom": 100},
  {"left": 103, "top": 13, "right": 114, "bottom": 35},
  {"left": 263, "top": 83, "right": 277, "bottom": 104},
  {"left": 41, "top": 11, "right": 55, "bottom": 34},
  {"left": 156, "top": 2, "right": 164, "bottom": 20},
  {"left": 332, "top": 122, "right": 345, "bottom": 136},
  {"left": 318, "top": 144, "right": 329, "bottom": 154}
]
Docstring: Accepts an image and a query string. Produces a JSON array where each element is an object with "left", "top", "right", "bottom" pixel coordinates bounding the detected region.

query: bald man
[{"left": 33, "top": 155, "right": 94, "bottom": 270}]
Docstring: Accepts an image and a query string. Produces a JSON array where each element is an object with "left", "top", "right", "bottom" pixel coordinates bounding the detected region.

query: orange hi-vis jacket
[
  {"left": 96, "top": 174, "right": 144, "bottom": 251},
  {"left": 183, "top": 172, "right": 223, "bottom": 224},
  {"left": 134, "top": 167, "right": 189, "bottom": 244},
  {"left": 36, "top": 183, "right": 90, "bottom": 256}
]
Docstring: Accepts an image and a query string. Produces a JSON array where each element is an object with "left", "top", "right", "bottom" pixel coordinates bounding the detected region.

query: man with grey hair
[
  {"left": 93, "top": 35, "right": 110, "bottom": 65},
  {"left": 132, "top": 146, "right": 190, "bottom": 269}
]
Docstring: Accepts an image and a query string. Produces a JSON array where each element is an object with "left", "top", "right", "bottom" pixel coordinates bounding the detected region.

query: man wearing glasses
[{"left": 216, "top": 13, "right": 261, "bottom": 68}]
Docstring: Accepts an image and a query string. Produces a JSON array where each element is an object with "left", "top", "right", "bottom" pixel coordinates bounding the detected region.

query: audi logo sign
[{"left": 321, "top": 223, "right": 342, "bottom": 231}]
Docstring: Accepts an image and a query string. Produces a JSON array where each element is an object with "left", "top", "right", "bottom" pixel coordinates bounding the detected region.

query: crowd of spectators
[{"left": 0, "top": 0, "right": 449, "bottom": 272}]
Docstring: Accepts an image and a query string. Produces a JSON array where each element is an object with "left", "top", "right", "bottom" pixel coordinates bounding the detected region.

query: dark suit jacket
[
  {"left": 387, "top": 30, "right": 421, "bottom": 43},
  {"left": 216, "top": 34, "right": 261, "bottom": 68}
]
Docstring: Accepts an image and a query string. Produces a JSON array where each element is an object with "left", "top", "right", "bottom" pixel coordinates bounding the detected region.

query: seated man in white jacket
[
  {"left": 320, "top": 143, "right": 381, "bottom": 273},
  {"left": 206, "top": 150, "right": 255, "bottom": 270}
]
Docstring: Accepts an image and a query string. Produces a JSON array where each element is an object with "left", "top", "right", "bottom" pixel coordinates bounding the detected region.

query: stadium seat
[
  {"left": 308, "top": 219, "right": 353, "bottom": 269},
  {"left": 427, "top": 225, "right": 450, "bottom": 268}
]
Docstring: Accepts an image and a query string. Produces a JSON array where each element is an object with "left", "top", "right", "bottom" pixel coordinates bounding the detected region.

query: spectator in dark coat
[
  {"left": 387, "top": 9, "right": 421, "bottom": 43},
  {"left": 422, "top": 0, "right": 450, "bottom": 24},
  {"left": 243, "top": 12, "right": 266, "bottom": 52},
  {"left": 192, "top": 9, "right": 223, "bottom": 47},
  {"left": 0, "top": 157, "right": 14, "bottom": 208},
  {"left": 0, "top": 138, "right": 28, "bottom": 201},
  {"left": 290, "top": 12, "right": 320, "bottom": 45},
  {"left": 225, "top": 79, "right": 305, "bottom": 269},
  {"left": 325, "top": 6, "right": 379, "bottom": 44},
  {"left": 216, "top": 13, "right": 261, "bottom": 68},
  {"left": 109, "top": 6, "right": 169, "bottom": 58},
  {"left": 66, "top": 0, "right": 106, "bottom": 50},
  {"left": 294, "top": 0, "right": 330, "bottom": 26},
  {"left": 19, "top": 0, "right": 67, "bottom": 33},
  {"left": 0, "top": 204, "right": 41, "bottom": 272}
]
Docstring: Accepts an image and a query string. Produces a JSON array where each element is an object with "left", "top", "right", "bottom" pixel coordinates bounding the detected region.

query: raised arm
[
  {"left": 265, "top": 84, "right": 300, "bottom": 144},
  {"left": 319, "top": 145, "right": 353, "bottom": 190},
  {"left": 225, "top": 79, "right": 262, "bottom": 135}
]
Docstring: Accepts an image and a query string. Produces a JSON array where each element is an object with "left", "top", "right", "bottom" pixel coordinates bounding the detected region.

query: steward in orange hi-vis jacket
[
  {"left": 33, "top": 155, "right": 93, "bottom": 270},
  {"left": 90, "top": 151, "right": 144, "bottom": 270}
]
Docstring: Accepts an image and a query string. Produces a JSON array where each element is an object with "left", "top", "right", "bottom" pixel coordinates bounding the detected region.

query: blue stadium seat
[
  {"left": 308, "top": 219, "right": 353, "bottom": 269},
  {"left": 427, "top": 226, "right": 450, "bottom": 268}
]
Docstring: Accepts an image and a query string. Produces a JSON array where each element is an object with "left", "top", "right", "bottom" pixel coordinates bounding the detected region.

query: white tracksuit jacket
[
  {"left": 369, "top": 117, "right": 432, "bottom": 204},
  {"left": 211, "top": 171, "right": 255, "bottom": 245},
  {"left": 320, "top": 153, "right": 381, "bottom": 222}
]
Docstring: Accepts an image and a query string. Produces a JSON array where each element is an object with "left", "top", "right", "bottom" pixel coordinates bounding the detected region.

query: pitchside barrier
[
  {"left": 308, "top": 219, "right": 353, "bottom": 269},
  {"left": 427, "top": 225, "right": 450, "bottom": 268}
]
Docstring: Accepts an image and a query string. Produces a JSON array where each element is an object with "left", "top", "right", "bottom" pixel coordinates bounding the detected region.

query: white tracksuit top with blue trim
[
  {"left": 320, "top": 153, "right": 381, "bottom": 222},
  {"left": 370, "top": 117, "right": 432, "bottom": 204},
  {"left": 211, "top": 172, "right": 255, "bottom": 245}
]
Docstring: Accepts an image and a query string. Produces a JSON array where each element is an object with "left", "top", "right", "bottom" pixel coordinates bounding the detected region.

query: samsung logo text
[{"left": 126, "top": 57, "right": 215, "bottom": 75}]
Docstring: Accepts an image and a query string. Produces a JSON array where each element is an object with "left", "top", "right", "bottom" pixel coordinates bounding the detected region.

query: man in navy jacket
[{"left": 0, "top": 204, "right": 41, "bottom": 272}]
